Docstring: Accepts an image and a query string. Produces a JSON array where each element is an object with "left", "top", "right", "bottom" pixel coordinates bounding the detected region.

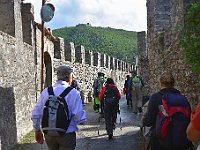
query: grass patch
[{"left": 11, "top": 130, "right": 35, "bottom": 150}]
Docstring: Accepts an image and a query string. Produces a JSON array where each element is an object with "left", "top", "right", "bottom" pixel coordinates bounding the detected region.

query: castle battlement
[{"left": 0, "top": 1, "right": 132, "bottom": 150}]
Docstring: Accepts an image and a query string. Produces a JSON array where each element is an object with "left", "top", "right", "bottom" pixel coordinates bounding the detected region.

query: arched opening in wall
[{"left": 44, "top": 52, "right": 52, "bottom": 88}]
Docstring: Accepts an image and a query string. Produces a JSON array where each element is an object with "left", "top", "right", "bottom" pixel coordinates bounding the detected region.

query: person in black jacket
[
  {"left": 123, "top": 75, "right": 131, "bottom": 105},
  {"left": 141, "top": 72, "right": 180, "bottom": 150}
]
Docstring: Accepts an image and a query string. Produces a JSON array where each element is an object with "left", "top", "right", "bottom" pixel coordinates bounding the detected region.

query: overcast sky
[{"left": 24, "top": 0, "right": 147, "bottom": 32}]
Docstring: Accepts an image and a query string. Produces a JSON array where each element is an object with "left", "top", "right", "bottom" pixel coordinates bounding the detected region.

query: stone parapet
[
  {"left": 106, "top": 55, "right": 110, "bottom": 69},
  {"left": 85, "top": 50, "right": 93, "bottom": 65},
  {"left": 100, "top": 53, "right": 106, "bottom": 68},
  {"left": 93, "top": 52, "right": 101, "bottom": 67},
  {"left": 75, "top": 45, "right": 85, "bottom": 64},
  {"left": 65, "top": 42, "right": 75, "bottom": 62},
  {"left": 0, "top": 1, "right": 130, "bottom": 150},
  {"left": 21, "top": 3, "right": 34, "bottom": 45},
  {"left": 54, "top": 37, "right": 65, "bottom": 60}
]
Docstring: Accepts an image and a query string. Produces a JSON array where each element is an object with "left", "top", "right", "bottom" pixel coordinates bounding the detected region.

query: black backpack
[
  {"left": 104, "top": 85, "right": 119, "bottom": 106},
  {"left": 42, "top": 86, "right": 73, "bottom": 136}
]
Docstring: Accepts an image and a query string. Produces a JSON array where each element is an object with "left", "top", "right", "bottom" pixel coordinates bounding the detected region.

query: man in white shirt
[{"left": 31, "top": 65, "right": 87, "bottom": 150}]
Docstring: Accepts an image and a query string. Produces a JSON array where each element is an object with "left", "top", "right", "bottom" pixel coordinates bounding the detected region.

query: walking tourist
[
  {"left": 31, "top": 65, "right": 87, "bottom": 150},
  {"left": 130, "top": 70, "right": 144, "bottom": 114},
  {"left": 99, "top": 78, "right": 121, "bottom": 139},
  {"left": 123, "top": 75, "right": 132, "bottom": 105},
  {"left": 92, "top": 72, "right": 106, "bottom": 114},
  {"left": 141, "top": 71, "right": 193, "bottom": 150}
]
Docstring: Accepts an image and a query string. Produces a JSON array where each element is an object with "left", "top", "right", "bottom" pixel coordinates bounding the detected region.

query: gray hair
[{"left": 57, "top": 65, "right": 73, "bottom": 81}]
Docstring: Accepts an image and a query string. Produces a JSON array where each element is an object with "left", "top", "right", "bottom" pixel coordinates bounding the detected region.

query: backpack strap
[
  {"left": 59, "top": 86, "right": 73, "bottom": 121},
  {"left": 48, "top": 86, "right": 54, "bottom": 96},
  {"left": 104, "top": 84, "right": 115, "bottom": 96},
  {"left": 59, "top": 86, "right": 73, "bottom": 98}
]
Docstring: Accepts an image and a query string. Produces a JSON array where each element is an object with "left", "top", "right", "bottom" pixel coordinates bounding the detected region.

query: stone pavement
[{"left": 15, "top": 96, "right": 144, "bottom": 150}]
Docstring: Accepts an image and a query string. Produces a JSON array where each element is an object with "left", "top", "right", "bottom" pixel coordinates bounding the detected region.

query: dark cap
[
  {"left": 57, "top": 65, "right": 73, "bottom": 80},
  {"left": 98, "top": 72, "right": 105, "bottom": 77}
]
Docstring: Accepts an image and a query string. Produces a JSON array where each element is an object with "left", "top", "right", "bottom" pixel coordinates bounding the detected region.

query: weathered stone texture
[
  {"left": 65, "top": 42, "right": 75, "bottom": 62},
  {"left": 0, "top": 1, "right": 132, "bottom": 150},
  {"left": 85, "top": 50, "right": 93, "bottom": 65},
  {"left": 110, "top": 57, "right": 114, "bottom": 70},
  {"left": 146, "top": 0, "right": 200, "bottom": 109},
  {"left": 0, "top": 0, "right": 23, "bottom": 39},
  {"left": 0, "top": 31, "right": 35, "bottom": 150},
  {"left": 93, "top": 52, "right": 100, "bottom": 67},
  {"left": 54, "top": 37, "right": 65, "bottom": 60},
  {"left": 21, "top": 3, "right": 34, "bottom": 45},
  {"left": 114, "top": 58, "right": 118, "bottom": 70},
  {"left": 0, "top": 4, "right": 130, "bottom": 150},
  {"left": 100, "top": 53, "right": 106, "bottom": 68},
  {"left": 137, "top": 31, "right": 149, "bottom": 97},
  {"left": 106, "top": 55, "right": 110, "bottom": 69},
  {"left": 75, "top": 45, "right": 85, "bottom": 64}
]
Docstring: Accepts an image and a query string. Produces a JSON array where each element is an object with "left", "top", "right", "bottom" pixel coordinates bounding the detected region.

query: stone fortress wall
[
  {"left": 137, "top": 0, "right": 200, "bottom": 109},
  {"left": 3, "top": 0, "right": 200, "bottom": 149},
  {"left": 0, "top": 1, "right": 135, "bottom": 149}
]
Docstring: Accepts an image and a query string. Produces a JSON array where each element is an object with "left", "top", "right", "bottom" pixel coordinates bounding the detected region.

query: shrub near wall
[{"left": 179, "top": 2, "right": 200, "bottom": 79}]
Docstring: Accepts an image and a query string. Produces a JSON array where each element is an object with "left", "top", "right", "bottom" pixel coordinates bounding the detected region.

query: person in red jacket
[{"left": 99, "top": 78, "right": 121, "bottom": 139}]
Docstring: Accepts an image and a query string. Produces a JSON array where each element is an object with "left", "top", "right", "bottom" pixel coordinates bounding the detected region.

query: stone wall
[
  {"left": 0, "top": 1, "right": 131, "bottom": 149},
  {"left": 0, "top": 31, "right": 36, "bottom": 150},
  {"left": 53, "top": 40, "right": 130, "bottom": 103},
  {"left": 145, "top": 0, "right": 200, "bottom": 109},
  {"left": 137, "top": 31, "right": 149, "bottom": 97}
]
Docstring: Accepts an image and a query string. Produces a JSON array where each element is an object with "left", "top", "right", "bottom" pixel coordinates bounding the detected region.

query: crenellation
[
  {"left": 122, "top": 61, "right": 125, "bottom": 71},
  {"left": 100, "top": 53, "right": 106, "bottom": 67},
  {"left": 110, "top": 57, "right": 114, "bottom": 70},
  {"left": 85, "top": 50, "right": 93, "bottom": 65},
  {"left": 106, "top": 55, "right": 110, "bottom": 69},
  {"left": 54, "top": 37, "right": 65, "bottom": 60},
  {"left": 0, "top": 0, "right": 23, "bottom": 39},
  {"left": 0, "top": 1, "right": 130, "bottom": 149},
  {"left": 21, "top": 3, "right": 34, "bottom": 45},
  {"left": 118, "top": 60, "right": 122, "bottom": 71},
  {"left": 75, "top": 45, "right": 85, "bottom": 64},
  {"left": 65, "top": 42, "right": 75, "bottom": 62},
  {"left": 121, "top": 61, "right": 124, "bottom": 71},
  {"left": 93, "top": 52, "right": 101, "bottom": 67},
  {"left": 114, "top": 58, "right": 118, "bottom": 70},
  {"left": 125, "top": 62, "right": 128, "bottom": 72}
]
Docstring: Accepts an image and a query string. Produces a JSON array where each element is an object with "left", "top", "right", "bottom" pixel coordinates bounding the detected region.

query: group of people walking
[
  {"left": 31, "top": 64, "right": 200, "bottom": 150},
  {"left": 92, "top": 72, "right": 121, "bottom": 139},
  {"left": 123, "top": 70, "right": 144, "bottom": 114}
]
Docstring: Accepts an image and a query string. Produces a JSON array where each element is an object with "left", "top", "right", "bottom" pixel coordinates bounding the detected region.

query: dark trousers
[
  {"left": 100, "top": 100, "right": 104, "bottom": 114},
  {"left": 126, "top": 93, "right": 131, "bottom": 105},
  {"left": 104, "top": 104, "right": 118, "bottom": 135},
  {"left": 44, "top": 132, "right": 76, "bottom": 150}
]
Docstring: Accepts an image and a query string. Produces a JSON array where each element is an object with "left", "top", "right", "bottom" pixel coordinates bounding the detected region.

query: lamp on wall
[{"left": 40, "top": 0, "right": 55, "bottom": 91}]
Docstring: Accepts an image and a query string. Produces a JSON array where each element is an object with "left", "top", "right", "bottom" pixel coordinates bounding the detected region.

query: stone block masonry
[
  {"left": 145, "top": 0, "right": 200, "bottom": 108},
  {"left": 0, "top": 1, "right": 130, "bottom": 149}
]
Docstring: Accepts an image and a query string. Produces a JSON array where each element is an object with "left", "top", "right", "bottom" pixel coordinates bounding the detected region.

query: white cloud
[{"left": 23, "top": 0, "right": 147, "bottom": 31}]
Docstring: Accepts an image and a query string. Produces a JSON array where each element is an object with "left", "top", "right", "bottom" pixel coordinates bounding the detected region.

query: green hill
[{"left": 52, "top": 24, "right": 137, "bottom": 63}]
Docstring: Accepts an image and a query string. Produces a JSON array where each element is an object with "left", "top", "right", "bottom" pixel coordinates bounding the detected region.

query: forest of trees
[{"left": 52, "top": 24, "right": 137, "bottom": 63}]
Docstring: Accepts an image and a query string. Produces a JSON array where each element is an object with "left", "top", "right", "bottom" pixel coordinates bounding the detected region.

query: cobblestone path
[{"left": 17, "top": 96, "right": 144, "bottom": 150}]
